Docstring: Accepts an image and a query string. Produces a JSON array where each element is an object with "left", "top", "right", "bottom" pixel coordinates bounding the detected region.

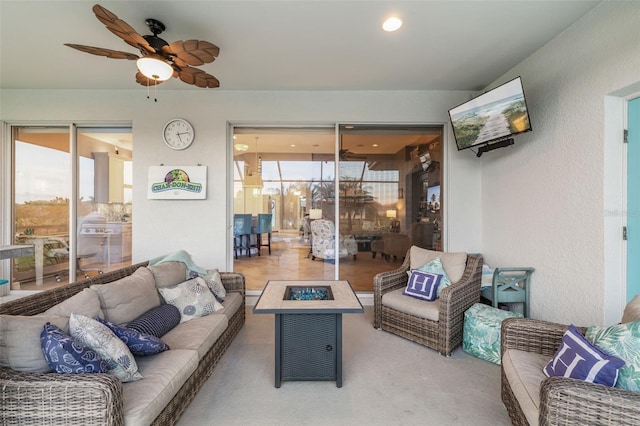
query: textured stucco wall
[{"left": 479, "top": 2, "right": 640, "bottom": 325}]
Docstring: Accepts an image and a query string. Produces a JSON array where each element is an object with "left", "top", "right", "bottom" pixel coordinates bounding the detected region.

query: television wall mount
[{"left": 476, "top": 138, "right": 514, "bottom": 158}]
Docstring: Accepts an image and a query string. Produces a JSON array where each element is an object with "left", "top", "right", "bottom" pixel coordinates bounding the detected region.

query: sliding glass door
[
  {"left": 232, "top": 127, "right": 338, "bottom": 290},
  {"left": 10, "top": 125, "right": 132, "bottom": 288},
  {"left": 231, "top": 124, "right": 444, "bottom": 293},
  {"left": 336, "top": 125, "right": 444, "bottom": 289},
  {"left": 13, "top": 126, "right": 71, "bottom": 286}
]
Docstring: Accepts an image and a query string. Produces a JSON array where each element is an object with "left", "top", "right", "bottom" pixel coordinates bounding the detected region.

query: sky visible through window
[{"left": 14, "top": 142, "right": 94, "bottom": 204}]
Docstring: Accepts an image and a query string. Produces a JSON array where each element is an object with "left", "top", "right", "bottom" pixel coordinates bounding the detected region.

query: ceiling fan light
[
  {"left": 137, "top": 55, "right": 173, "bottom": 81},
  {"left": 382, "top": 16, "right": 402, "bottom": 32}
]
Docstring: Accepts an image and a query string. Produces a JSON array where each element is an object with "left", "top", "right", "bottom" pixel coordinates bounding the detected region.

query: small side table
[{"left": 481, "top": 267, "right": 534, "bottom": 317}]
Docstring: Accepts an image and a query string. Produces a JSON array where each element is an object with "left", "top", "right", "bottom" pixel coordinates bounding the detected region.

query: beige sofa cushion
[
  {"left": 219, "top": 291, "right": 243, "bottom": 320},
  {"left": 122, "top": 349, "right": 198, "bottom": 426},
  {"left": 410, "top": 246, "right": 467, "bottom": 283},
  {"left": 162, "top": 313, "right": 229, "bottom": 359},
  {"left": 147, "top": 262, "right": 187, "bottom": 288},
  {"left": 381, "top": 288, "right": 439, "bottom": 321},
  {"left": 502, "top": 349, "right": 550, "bottom": 426},
  {"left": 0, "top": 314, "right": 68, "bottom": 372},
  {"left": 91, "top": 267, "right": 160, "bottom": 324},
  {"left": 45, "top": 288, "right": 103, "bottom": 319},
  {"left": 622, "top": 295, "right": 640, "bottom": 323}
]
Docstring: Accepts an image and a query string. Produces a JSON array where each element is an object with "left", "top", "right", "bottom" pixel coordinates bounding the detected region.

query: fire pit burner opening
[{"left": 284, "top": 286, "right": 334, "bottom": 301}]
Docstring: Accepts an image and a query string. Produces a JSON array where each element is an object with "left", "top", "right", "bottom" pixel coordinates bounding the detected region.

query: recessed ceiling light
[
  {"left": 382, "top": 16, "right": 402, "bottom": 32},
  {"left": 290, "top": 144, "right": 296, "bottom": 147},
  {"left": 372, "top": 144, "right": 379, "bottom": 147}
]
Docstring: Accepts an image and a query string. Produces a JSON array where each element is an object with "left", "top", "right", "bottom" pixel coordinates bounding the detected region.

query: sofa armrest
[
  {"left": 438, "top": 254, "right": 483, "bottom": 323},
  {"left": 0, "top": 368, "right": 123, "bottom": 425},
  {"left": 501, "top": 318, "right": 575, "bottom": 358},
  {"left": 220, "top": 272, "right": 245, "bottom": 297},
  {"left": 373, "top": 255, "right": 410, "bottom": 294},
  {"left": 540, "top": 376, "right": 640, "bottom": 426},
  {"left": 373, "top": 255, "right": 410, "bottom": 328}
]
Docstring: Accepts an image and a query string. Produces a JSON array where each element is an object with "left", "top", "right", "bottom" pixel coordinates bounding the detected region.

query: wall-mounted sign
[{"left": 147, "top": 166, "right": 207, "bottom": 199}]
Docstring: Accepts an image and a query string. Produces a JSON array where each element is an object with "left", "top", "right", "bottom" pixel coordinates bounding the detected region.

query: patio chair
[
  {"left": 310, "top": 219, "right": 357, "bottom": 261},
  {"left": 501, "top": 311, "right": 640, "bottom": 425},
  {"left": 373, "top": 246, "right": 483, "bottom": 356}
]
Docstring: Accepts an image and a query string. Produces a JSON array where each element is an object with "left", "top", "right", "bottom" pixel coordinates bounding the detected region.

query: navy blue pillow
[
  {"left": 126, "top": 304, "right": 181, "bottom": 338},
  {"left": 96, "top": 317, "right": 169, "bottom": 356},
  {"left": 40, "top": 322, "right": 106, "bottom": 374},
  {"left": 403, "top": 270, "right": 442, "bottom": 301},
  {"left": 543, "top": 325, "right": 625, "bottom": 387}
]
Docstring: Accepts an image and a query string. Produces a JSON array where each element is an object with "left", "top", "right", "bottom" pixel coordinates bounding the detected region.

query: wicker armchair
[
  {"left": 501, "top": 318, "right": 640, "bottom": 426},
  {"left": 373, "top": 247, "right": 483, "bottom": 356}
]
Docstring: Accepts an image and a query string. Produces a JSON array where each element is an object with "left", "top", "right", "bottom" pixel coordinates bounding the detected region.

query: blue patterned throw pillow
[
  {"left": 96, "top": 317, "right": 169, "bottom": 356},
  {"left": 403, "top": 270, "right": 442, "bottom": 301},
  {"left": 40, "top": 322, "right": 106, "bottom": 374},
  {"left": 543, "top": 325, "right": 625, "bottom": 387},
  {"left": 126, "top": 304, "right": 181, "bottom": 338}
]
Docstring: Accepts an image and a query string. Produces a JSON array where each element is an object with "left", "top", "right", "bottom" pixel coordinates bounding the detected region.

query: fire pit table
[{"left": 253, "top": 280, "right": 364, "bottom": 387}]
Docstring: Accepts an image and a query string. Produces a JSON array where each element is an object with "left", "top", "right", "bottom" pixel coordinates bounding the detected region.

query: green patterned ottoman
[{"left": 463, "top": 303, "right": 523, "bottom": 364}]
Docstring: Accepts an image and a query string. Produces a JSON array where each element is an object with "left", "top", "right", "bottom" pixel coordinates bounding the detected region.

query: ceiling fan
[
  {"left": 339, "top": 136, "right": 367, "bottom": 161},
  {"left": 65, "top": 4, "right": 220, "bottom": 89}
]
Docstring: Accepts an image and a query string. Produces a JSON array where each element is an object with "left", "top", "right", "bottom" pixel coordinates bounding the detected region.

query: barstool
[
  {"left": 233, "top": 214, "right": 253, "bottom": 258},
  {"left": 255, "top": 213, "right": 272, "bottom": 255}
]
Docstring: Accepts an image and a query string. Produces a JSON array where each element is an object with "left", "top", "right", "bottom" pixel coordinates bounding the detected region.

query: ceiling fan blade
[
  {"left": 135, "top": 71, "right": 168, "bottom": 87},
  {"left": 165, "top": 40, "right": 219, "bottom": 66},
  {"left": 65, "top": 44, "right": 139, "bottom": 60},
  {"left": 92, "top": 4, "right": 153, "bottom": 53},
  {"left": 177, "top": 67, "right": 220, "bottom": 88}
]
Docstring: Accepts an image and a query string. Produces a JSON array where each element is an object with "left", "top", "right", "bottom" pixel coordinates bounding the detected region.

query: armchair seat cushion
[
  {"left": 382, "top": 288, "right": 439, "bottom": 321},
  {"left": 502, "top": 349, "right": 550, "bottom": 426}
]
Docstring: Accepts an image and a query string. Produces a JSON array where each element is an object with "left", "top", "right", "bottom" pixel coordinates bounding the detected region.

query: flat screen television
[
  {"left": 448, "top": 76, "right": 532, "bottom": 152},
  {"left": 426, "top": 185, "right": 440, "bottom": 211}
]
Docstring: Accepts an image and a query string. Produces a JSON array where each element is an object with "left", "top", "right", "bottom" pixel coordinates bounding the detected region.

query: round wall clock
[{"left": 163, "top": 118, "right": 194, "bottom": 150}]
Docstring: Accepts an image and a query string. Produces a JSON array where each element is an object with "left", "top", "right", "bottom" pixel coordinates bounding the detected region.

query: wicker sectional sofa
[{"left": 0, "top": 261, "right": 245, "bottom": 426}]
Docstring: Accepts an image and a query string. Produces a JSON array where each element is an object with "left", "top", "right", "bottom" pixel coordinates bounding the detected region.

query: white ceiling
[{"left": 0, "top": 1, "right": 601, "bottom": 91}]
